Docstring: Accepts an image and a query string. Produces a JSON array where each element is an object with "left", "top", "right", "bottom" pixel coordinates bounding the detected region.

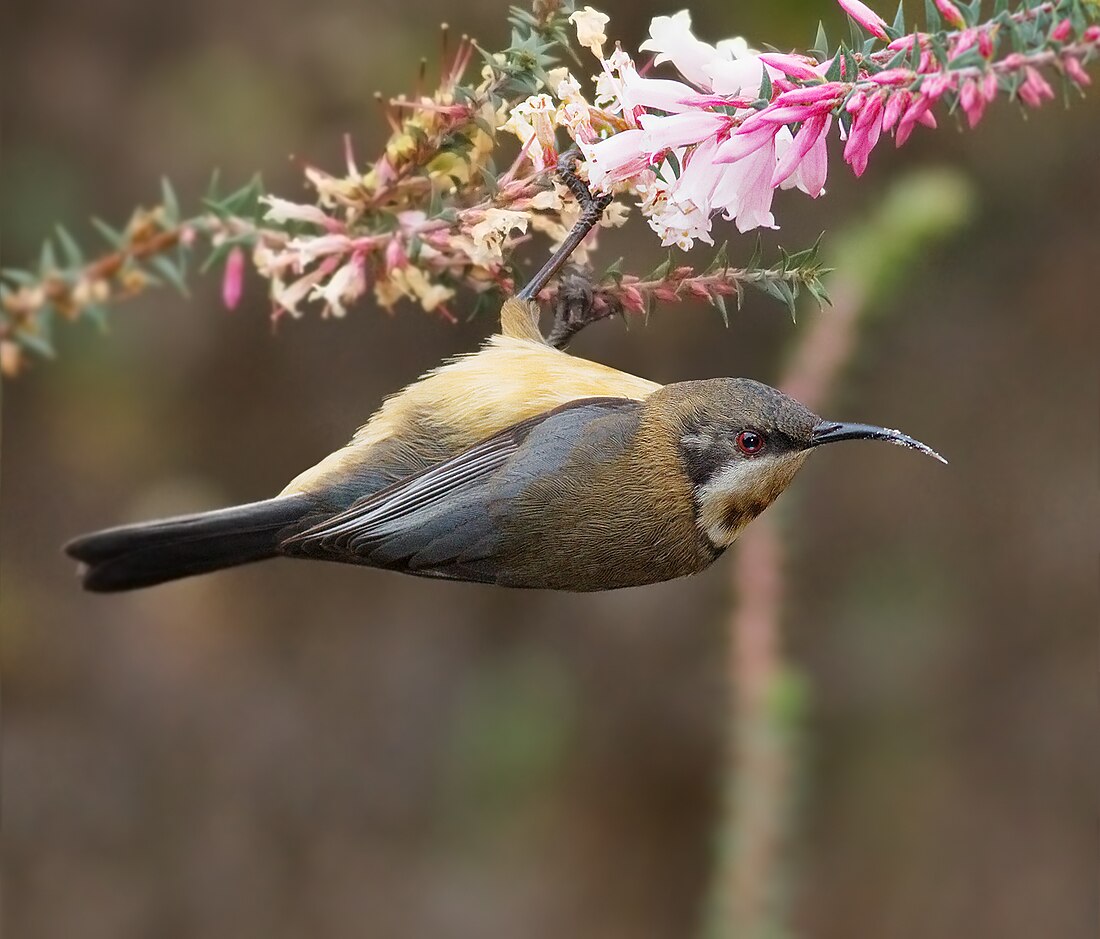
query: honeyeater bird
[{"left": 65, "top": 179, "right": 944, "bottom": 593}]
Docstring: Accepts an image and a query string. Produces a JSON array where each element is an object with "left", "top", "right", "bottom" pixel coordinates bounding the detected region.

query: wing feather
[{"left": 282, "top": 397, "right": 641, "bottom": 579}]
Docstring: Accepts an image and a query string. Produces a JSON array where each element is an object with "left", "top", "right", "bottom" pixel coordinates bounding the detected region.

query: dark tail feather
[{"left": 64, "top": 494, "right": 316, "bottom": 592}]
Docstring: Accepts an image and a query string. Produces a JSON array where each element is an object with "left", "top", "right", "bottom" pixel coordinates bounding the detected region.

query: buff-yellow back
[{"left": 281, "top": 299, "right": 662, "bottom": 495}]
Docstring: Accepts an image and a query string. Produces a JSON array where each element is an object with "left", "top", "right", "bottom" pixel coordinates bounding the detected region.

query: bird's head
[{"left": 660, "top": 378, "right": 945, "bottom": 549}]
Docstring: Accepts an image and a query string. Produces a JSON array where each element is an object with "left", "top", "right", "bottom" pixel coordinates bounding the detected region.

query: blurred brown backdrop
[{"left": 3, "top": 1, "right": 1097, "bottom": 937}]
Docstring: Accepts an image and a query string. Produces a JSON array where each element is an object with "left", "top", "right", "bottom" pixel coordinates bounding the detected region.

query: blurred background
[{"left": 3, "top": 1, "right": 1097, "bottom": 937}]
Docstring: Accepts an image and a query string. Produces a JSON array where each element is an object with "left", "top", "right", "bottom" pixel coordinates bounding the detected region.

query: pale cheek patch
[{"left": 695, "top": 453, "right": 808, "bottom": 548}]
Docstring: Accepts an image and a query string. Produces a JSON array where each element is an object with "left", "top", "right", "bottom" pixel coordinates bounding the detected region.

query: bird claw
[
  {"left": 555, "top": 148, "right": 613, "bottom": 225},
  {"left": 517, "top": 150, "right": 612, "bottom": 303},
  {"left": 546, "top": 266, "right": 621, "bottom": 350}
]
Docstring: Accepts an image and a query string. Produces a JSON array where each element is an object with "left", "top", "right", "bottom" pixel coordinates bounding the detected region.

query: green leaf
[
  {"left": 91, "top": 217, "right": 126, "bottom": 248},
  {"left": 601, "top": 257, "right": 625, "bottom": 285},
  {"left": 811, "top": 21, "right": 830, "bottom": 60},
  {"left": 825, "top": 50, "right": 844, "bottom": 82},
  {"left": 844, "top": 50, "right": 860, "bottom": 82},
  {"left": 38, "top": 240, "right": 58, "bottom": 276},
  {"left": 891, "top": 1, "right": 907, "bottom": 39},
  {"left": 160, "top": 177, "right": 180, "bottom": 224},
  {"left": 909, "top": 32, "right": 923, "bottom": 70},
  {"left": 54, "top": 225, "right": 84, "bottom": 266},
  {"left": 948, "top": 47, "right": 986, "bottom": 70},
  {"left": 702, "top": 241, "right": 729, "bottom": 276},
  {"left": 806, "top": 276, "right": 833, "bottom": 308},
  {"left": 884, "top": 47, "right": 909, "bottom": 70},
  {"left": 924, "top": 0, "right": 942, "bottom": 32},
  {"left": 1, "top": 268, "right": 39, "bottom": 286},
  {"left": 83, "top": 303, "right": 110, "bottom": 330},
  {"left": 710, "top": 289, "right": 729, "bottom": 327},
  {"left": 929, "top": 34, "right": 949, "bottom": 66},
  {"left": 427, "top": 181, "right": 445, "bottom": 219},
  {"left": 758, "top": 67, "right": 773, "bottom": 101},
  {"left": 646, "top": 255, "right": 673, "bottom": 282},
  {"left": 747, "top": 234, "right": 764, "bottom": 271},
  {"left": 18, "top": 328, "right": 57, "bottom": 360},
  {"left": 205, "top": 174, "right": 263, "bottom": 219},
  {"left": 205, "top": 168, "right": 223, "bottom": 203},
  {"left": 149, "top": 256, "right": 190, "bottom": 296},
  {"left": 848, "top": 14, "right": 866, "bottom": 50}
]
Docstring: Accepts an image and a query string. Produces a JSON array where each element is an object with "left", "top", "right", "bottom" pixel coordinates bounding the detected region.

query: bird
[{"left": 65, "top": 166, "right": 945, "bottom": 593}]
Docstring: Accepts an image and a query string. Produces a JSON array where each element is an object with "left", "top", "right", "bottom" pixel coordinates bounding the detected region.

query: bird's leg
[
  {"left": 516, "top": 149, "right": 613, "bottom": 303},
  {"left": 545, "top": 265, "right": 621, "bottom": 350}
]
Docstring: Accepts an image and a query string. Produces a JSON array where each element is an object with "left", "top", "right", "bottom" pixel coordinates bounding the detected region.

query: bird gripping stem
[{"left": 517, "top": 150, "right": 613, "bottom": 302}]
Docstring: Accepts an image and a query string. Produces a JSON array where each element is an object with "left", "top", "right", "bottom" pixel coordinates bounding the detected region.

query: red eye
[{"left": 736, "top": 430, "right": 766, "bottom": 455}]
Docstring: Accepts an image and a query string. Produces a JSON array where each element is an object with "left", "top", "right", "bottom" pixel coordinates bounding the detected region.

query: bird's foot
[
  {"left": 546, "top": 266, "right": 621, "bottom": 350},
  {"left": 517, "top": 150, "right": 613, "bottom": 302}
]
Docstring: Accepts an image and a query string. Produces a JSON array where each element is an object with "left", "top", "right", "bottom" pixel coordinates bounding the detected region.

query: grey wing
[{"left": 281, "top": 397, "right": 642, "bottom": 583}]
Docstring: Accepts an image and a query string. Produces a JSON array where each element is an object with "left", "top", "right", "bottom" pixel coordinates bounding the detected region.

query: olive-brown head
[{"left": 658, "top": 378, "right": 945, "bottom": 550}]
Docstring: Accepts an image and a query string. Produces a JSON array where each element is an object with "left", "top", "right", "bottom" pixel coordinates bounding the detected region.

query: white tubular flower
[
  {"left": 284, "top": 233, "right": 353, "bottom": 264},
  {"left": 704, "top": 54, "right": 767, "bottom": 97},
  {"left": 504, "top": 94, "right": 559, "bottom": 170},
  {"left": 647, "top": 195, "right": 713, "bottom": 250},
  {"left": 600, "top": 202, "right": 631, "bottom": 228},
  {"left": 260, "top": 196, "right": 332, "bottom": 227},
  {"left": 469, "top": 208, "right": 529, "bottom": 266},
  {"left": 639, "top": 11, "right": 727, "bottom": 90},
  {"left": 639, "top": 11, "right": 770, "bottom": 98},
  {"left": 272, "top": 269, "right": 327, "bottom": 318},
  {"left": 569, "top": 7, "right": 611, "bottom": 56},
  {"left": 310, "top": 256, "right": 366, "bottom": 318}
]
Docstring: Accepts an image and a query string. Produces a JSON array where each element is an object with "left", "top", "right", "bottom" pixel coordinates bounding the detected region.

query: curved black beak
[{"left": 810, "top": 421, "right": 947, "bottom": 464}]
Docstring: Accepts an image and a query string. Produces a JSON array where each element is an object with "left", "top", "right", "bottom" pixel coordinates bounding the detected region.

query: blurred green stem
[{"left": 706, "top": 169, "right": 975, "bottom": 939}]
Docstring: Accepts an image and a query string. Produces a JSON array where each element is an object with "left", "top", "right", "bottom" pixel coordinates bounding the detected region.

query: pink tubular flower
[
  {"left": 758, "top": 53, "right": 820, "bottom": 81},
  {"left": 583, "top": 129, "right": 650, "bottom": 190},
  {"left": 934, "top": 0, "right": 967, "bottom": 30},
  {"left": 772, "top": 113, "right": 831, "bottom": 194},
  {"left": 794, "top": 115, "right": 831, "bottom": 197},
  {"left": 221, "top": 246, "right": 245, "bottom": 311},
  {"left": 836, "top": 0, "right": 890, "bottom": 41},
  {"left": 1050, "top": 18, "right": 1073, "bottom": 43},
  {"left": 881, "top": 89, "right": 910, "bottom": 132},
  {"left": 843, "top": 92, "right": 885, "bottom": 176},
  {"left": 638, "top": 110, "right": 731, "bottom": 153},
  {"left": 714, "top": 120, "right": 782, "bottom": 164},
  {"left": 384, "top": 237, "right": 408, "bottom": 272},
  {"left": 726, "top": 138, "right": 782, "bottom": 231},
  {"left": 895, "top": 94, "right": 932, "bottom": 146},
  {"left": 959, "top": 79, "right": 986, "bottom": 128},
  {"left": 773, "top": 82, "right": 847, "bottom": 107},
  {"left": 870, "top": 69, "right": 912, "bottom": 87},
  {"left": 981, "top": 71, "right": 999, "bottom": 102},
  {"left": 1063, "top": 55, "right": 1091, "bottom": 86},
  {"left": 1018, "top": 66, "right": 1055, "bottom": 107},
  {"left": 705, "top": 134, "right": 782, "bottom": 232}
]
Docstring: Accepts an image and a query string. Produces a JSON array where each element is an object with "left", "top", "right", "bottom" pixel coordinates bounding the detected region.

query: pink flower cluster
[{"left": 546, "top": 2, "right": 1099, "bottom": 250}]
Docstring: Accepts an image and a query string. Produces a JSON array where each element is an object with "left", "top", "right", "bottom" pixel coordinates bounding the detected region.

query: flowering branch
[
  {"left": 3, "top": 0, "right": 1097, "bottom": 377},
  {"left": 540, "top": 237, "right": 831, "bottom": 346},
  {"left": 555, "top": 0, "right": 1098, "bottom": 248}
]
